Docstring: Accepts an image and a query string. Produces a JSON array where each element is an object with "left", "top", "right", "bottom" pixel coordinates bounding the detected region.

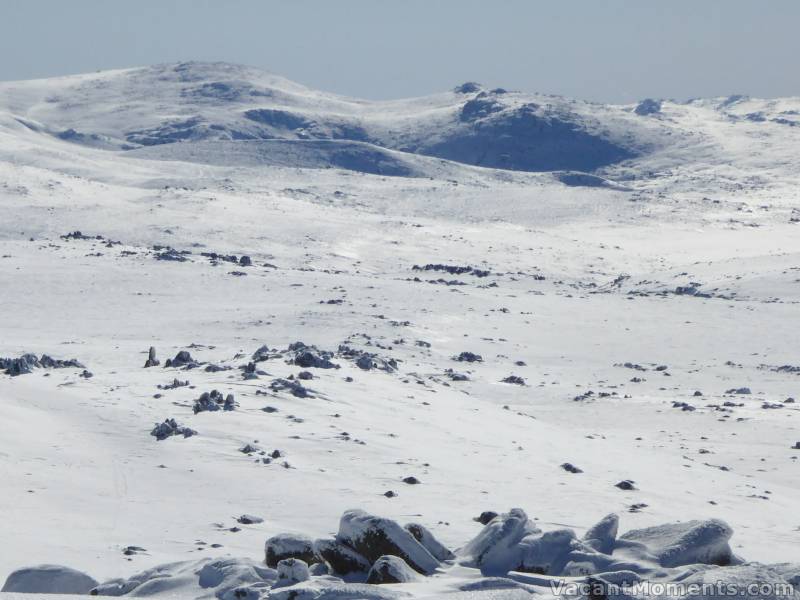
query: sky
[{"left": 1, "top": 0, "right": 798, "bottom": 103}]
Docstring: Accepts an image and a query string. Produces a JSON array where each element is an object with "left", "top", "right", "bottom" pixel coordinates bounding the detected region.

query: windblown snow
[{"left": 0, "top": 62, "right": 798, "bottom": 600}]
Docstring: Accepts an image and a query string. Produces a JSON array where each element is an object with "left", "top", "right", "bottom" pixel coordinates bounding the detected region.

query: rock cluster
[{"left": 1, "top": 353, "right": 84, "bottom": 376}]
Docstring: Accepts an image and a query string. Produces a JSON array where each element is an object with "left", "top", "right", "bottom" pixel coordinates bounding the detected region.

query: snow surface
[{"left": 0, "top": 63, "right": 798, "bottom": 598}]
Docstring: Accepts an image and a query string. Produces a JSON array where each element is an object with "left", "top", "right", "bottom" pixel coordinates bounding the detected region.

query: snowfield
[{"left": 0, "top": 63, "right": 798, "bottom": 599}]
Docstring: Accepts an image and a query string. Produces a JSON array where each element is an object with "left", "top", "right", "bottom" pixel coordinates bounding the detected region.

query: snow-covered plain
[{"left": 0, "top": 63, "right": 798, "bottom": 599}]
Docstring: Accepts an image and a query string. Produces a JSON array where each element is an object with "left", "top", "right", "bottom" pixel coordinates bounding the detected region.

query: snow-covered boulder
[
  {"left": 366, "top": 555, "right": 421, "bottom": 584},
  {"left": 517, "top": 528, "right": 581, "bottom": 575},
  {"left": 314, "top": 538, "right": 371, "bottom": 574},
  {"left": 273, "top": 558, "right": 310, "bottom": 588},
  {"left": 458, "top": 508, "right": 542, "bottom": 575},
  {"left": 2, "top": 564, "right": 98, "bottom": 594},
  {"left": 618, "top": 519, "right": 736, "bottom": 567},
  {"left": 405, "top": 522, "right": 455, "bottom": 561},
  {"left": 582, "top": 513, "right": 619, "bottom": 555},
  {"left": 265, "top": 533, "right": 318, "bottom": 567},
  {"left": 337, "top": 509, "right": 440, "bottom": 575},
  {"left": 91, "top": 558, "right": 275, "bottom": 599}
]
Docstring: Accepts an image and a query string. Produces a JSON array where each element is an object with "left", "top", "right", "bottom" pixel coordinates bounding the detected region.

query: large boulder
[
  {"left": 366, "top": 556, "right": 421, "bottom": 585},
  {"left": 313, "top": 538, "right": 371, "bottom": 575},
  {"left": 458, "top": 508, "right": 541, "bottom": 575},
  {"left": 265, "top": 533, "right": 318, "bottom": 567},
  {"left": 337, "top": 509, "right": 440, "bottom": 575},
  {"left": 618, "top": 519, "right": 736, "bottom": 567},
  {"left": 2, "top": 564, "right": 98, "bottom": 594}
]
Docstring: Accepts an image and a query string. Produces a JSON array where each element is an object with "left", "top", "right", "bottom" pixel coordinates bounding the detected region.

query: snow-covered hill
[{"left": 0, "top": 63, "right": 798, "bottom": 600}]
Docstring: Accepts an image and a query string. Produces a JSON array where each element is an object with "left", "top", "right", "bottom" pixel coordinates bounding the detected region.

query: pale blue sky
[{"left": 1, "top": 0, "right": 797, "bottom": 102}]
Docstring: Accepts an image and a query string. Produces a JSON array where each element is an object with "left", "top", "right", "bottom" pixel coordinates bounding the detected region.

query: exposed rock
[
  {"left": 561, "top": 463, "right": 583, "bottom": 474},
  {"left": 252, "top": 344, "right": 271, "bottom": 362},
  {"left": 144, "top": 346, "right": 160, "bottom": 368},
  {"left": 1, "top": 353, "right": 85, "bottom": 376},
  {"left": 237, "top": 515, "right": 264, "bottom": 525},
  {"left": 270, "top": 378, "right": 310, "bottom": 398},
  {"left": 313, "top": 538, "right": 371, "bottom": 575},
  {"left": 454, "top": 351, "right": 483, "bottom": 363},
  {"left": 615, "top": 480, "right": 636, "bottom": 491},
  {"left": 474, "top": 511, "right": 499, "bottom": 525},
  {"left": 412, "top": 264, "right": 490, "bottom": 278},
  {"left": 193, "top": 390, "right": 235, "bottom": 413},
  {"left": 445, "top": 369, "right": 469, "bottom": 382},
  {"left": 726, "top": 387, "right": 752, "bottom": 395},
  {"left": 165, "top": 350, "right": 199, "bottom": 369},
  {"left": 289, "top": 342, "right": 339, "bottom": 369},
  {"left": 265, "top": 533, "right": 318, "bottom": 567},
  {"left": 158, "top": 378, "right": 189, "bottom": 390},
  {"left": 634, "top": 98, "right": 662, "bottom": 116},
  {"left": 337, "top": 509, "right": 440, "bottom": 575},
  {"left": 150, "top": 418, "right": 197, "bottom": 440}
]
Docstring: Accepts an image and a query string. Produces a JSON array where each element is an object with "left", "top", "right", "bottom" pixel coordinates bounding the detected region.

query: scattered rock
[
  {"left": 561, "top": 463, "right": 583, "bottom": 474},
  {"left": 270, "top": 378, "right": 310, "bottom": 398},
  {"left": 237, "top": 515, "right": 264, "bottom": 525},
  {"left": 165, "top": 350, "right": 199, "bottom": 369},
  {"left": 454, "top": 352, "right": 483, "bottom": 363},
  {"left": 150, "top": 419, "right": 197, "bottom": 441},
  {"left": 289, "top": 342, "right": 339, "bottom": 369},
  {"left": 158, "top": 378, "right": 189, "bottom": 390},
  {"left": 193, "top": 390, "right": 235, "bottom": 413},
  {"left": 144, "top": 346, "right": 160, "bottom": 368},
  {"left": 725, "top": 387, "right": 752, "bottom": 395}
]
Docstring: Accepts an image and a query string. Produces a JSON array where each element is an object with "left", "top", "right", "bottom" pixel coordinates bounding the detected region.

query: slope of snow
[{"left": 0, "top": 64, "right": 798, "bottom": 598}]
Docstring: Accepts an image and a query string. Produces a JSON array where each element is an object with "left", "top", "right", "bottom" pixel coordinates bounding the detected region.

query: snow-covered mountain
[
  {"left": 2, "top": 61, "right": 798, "bottom": 180},
  {"left": 0, "top": 63, "right": 799, "bottom": 600}
]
